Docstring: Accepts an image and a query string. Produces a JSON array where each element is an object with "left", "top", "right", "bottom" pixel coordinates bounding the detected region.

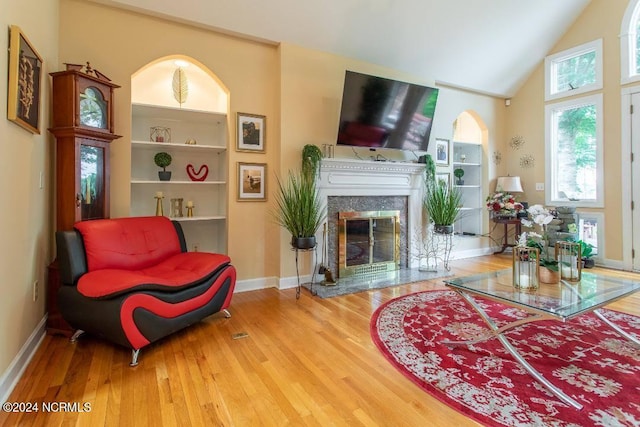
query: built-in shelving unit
[
  {"left": 452, "top": 141, "right": 483, "bottom": 237},
  {"left": 130, "top": 103, "right": 228, "bottom": 253}
]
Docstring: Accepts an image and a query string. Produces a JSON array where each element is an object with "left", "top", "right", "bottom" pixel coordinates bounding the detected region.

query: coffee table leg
[
  {"left": 443, "top": 290, "right": 583, "bottom": 410},
  {"left": 593, "top": 309, "right": 640, "bottom": 347}
]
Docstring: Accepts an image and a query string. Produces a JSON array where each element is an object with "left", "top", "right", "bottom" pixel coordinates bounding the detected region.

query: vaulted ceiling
[{"left": 90, "top": 0, "right": 592, "bottom": 97}]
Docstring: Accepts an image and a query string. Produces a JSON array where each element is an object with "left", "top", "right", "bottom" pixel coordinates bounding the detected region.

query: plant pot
[
  {"left": 434, "top": 224, "right": 454, "bottom": 235},
  {"left": 539, "top": 267, "right": 560, "bottom": 284},
  {"left": 582, "top": 258, "right": 595, "bottom": 269},
  {"left": 456, "top": 179, "right": 464, "bottom": 185},
  {"left": 291, "top": 236, "right": 316, "bottom": 250},
  {"left": 158, "top": 171, "right": 172, "bottom": 181}
]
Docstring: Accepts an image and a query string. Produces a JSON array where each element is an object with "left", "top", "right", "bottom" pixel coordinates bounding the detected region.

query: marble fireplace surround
[{"left": 316, "top": 158, "right": 426, "bottom": 278}]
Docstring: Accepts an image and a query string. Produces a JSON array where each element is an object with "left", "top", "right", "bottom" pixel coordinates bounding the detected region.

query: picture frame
[
  {"left": 237, "top": 113, "right": 266, "bottom": 152},
  {"left": 7, "top": 25, "right": 43, "bottom": 134},
  {"left": 237, "top": 162, "right": 267, "bottom": 201},
  {"left": 436, "top": 173, "right": 451, "bottom": 188},
  {"left": 435, "top": 138, "right": 449, "bottom": 165}
]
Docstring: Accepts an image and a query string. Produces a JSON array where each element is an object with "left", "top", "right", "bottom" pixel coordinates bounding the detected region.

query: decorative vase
[
  {"left": 291, "top": 236, "right": 316, "bottom": 250},
  {"left": 434, "top": 224, "right": 454, "bottom": 234},
  {"left": 539, "top": 267, "right": 560, "bottom": 284}
]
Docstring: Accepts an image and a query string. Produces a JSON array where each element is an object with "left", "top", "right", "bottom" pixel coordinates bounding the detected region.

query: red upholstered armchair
[{"left": 55, "top": 216, "right": 236, "bottom": 366}]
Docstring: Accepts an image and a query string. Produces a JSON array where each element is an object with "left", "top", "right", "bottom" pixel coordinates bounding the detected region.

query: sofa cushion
[
  {"left": 77, "top": 252, "right": 231, "bottom": 299},
  {"left": 75, "top": 216, "right": 182, "bottom": 272}
]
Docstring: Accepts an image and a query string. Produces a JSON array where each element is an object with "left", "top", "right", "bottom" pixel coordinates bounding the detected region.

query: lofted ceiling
[{"left": 89, "top": 0, "right": 592, "bottom": 97}]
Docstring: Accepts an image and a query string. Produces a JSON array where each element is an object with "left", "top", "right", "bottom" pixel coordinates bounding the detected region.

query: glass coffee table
[{"left": 443, "top": 269, "right": 640, "bottom": 410}]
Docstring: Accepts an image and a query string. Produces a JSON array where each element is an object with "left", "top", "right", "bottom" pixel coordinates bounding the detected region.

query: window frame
[
  {"left": 544, "top": 39, "right": 603, "bottom": 101},
  {"left": 544, "top": 93, "right": 604, "bottom": 208}
]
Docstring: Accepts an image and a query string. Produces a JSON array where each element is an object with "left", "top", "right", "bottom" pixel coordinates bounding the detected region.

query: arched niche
[
  {"left": 131, "top": 55, "right": 228, "bottom": 113},
  {"left": 452, "top": 110, "right": 487, "bottom": 145}
]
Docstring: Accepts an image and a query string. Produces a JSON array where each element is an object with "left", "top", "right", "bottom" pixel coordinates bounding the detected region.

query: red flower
[{"left": 492, "top": 202, "right": 501, "bottom": 211}]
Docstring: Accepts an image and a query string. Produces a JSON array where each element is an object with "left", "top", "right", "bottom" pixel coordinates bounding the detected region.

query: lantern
[
  {"left": 556, "top": 241, "right": 581, "bottom": 282},
  {"left": 513, "top": 246, "right": 540, "bottom": 290}
]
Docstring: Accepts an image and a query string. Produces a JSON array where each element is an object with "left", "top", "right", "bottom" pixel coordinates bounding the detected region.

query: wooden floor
[{"left": 2, "top": 255, "right": 639, "bottom": 427}]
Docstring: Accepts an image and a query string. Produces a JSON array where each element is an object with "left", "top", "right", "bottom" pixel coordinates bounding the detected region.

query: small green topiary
[{"left": 154, "top": 152, "right": 172, "bottom": 171}]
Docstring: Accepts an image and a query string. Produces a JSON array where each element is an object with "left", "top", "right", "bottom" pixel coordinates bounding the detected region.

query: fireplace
[{"left": 338, "top": 210, "right": 400, "bottom": 277}]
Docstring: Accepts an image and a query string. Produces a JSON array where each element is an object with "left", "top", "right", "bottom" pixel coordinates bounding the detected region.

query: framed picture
[
  {"left": 237, "top": 113, "right": 266, "bottom": 152},
  {"left": 436, "top": 173, "right": 450, "bottom": 188},
  {"left": 238, "top": 162, "right": 267, "bottom": 201},
  {"left": 7, "top": 25, "right": 43, "bottom": 134},
  {"left": 435, "top": 138, "right": 449, "bottom": 165}
]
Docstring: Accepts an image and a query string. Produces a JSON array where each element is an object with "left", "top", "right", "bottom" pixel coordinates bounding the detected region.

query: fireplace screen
[{"left": 338, "top": 210, "right": 400, "bottom": 277}]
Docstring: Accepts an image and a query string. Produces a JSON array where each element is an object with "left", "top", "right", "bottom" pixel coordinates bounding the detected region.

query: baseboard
[
  {"left": 0, "top": 315, "right": 47, "bottom": 404},
  {"left": 234, "top": 276, "right": 278, "bottom": 293}
]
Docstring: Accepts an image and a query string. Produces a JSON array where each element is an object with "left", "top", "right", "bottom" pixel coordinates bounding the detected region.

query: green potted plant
[
  {"left": 273, "top": 170, "right": 326, "bottom": 249},
  {"left": 424, "top": 180, "right": 462, "bottom": 234},
  {"left": 302, "top": 144, "right": 323, "bottom": 181},
  {"left": 578, "top": 240, "right": 595, "bottom": 268},
  {"left": 154, "top": 152, "right": 172, "bottom": 181},
  {"left": 453, "top": 168, "right": 465, "bottom": 185}
]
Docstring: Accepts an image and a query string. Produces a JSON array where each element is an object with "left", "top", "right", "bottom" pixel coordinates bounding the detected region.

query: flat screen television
[{"left": 336, "top": 70, "right": 439, "bottom": 152}]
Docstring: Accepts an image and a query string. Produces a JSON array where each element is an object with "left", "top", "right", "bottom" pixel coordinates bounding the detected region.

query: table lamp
[{"left": 495, "top": 176, "right": 523, "bottom": 193}]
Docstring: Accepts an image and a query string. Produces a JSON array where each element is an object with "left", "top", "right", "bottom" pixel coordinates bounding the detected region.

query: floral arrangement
[
  {"left": 517, "top": 204, "right": 557, "bottom": 270},
  {"left": 486, "top": 192, "right": 524, "bottom": 217}
]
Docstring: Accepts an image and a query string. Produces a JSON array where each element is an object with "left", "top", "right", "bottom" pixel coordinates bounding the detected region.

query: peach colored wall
[
  {"left": 0, "top": 0, "right": 57, "bottom": 386},
  {"left": 58, "top": 0, "right": 280, "bottom": 281},
  {"left": 506, "top": 0, "right": 628, "bottom": 262}
]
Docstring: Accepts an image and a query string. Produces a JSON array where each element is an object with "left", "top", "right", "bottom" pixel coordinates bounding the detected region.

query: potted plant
[
  {"left": 424, "top": 180, "right": 462, "bottom": 234},
  {"left": 453, "top": 168, "right": 465, "bottom": 185},
  {"left": 154, "top": 152, "right": 172, "bottom": 181},
  {"left": 273, "top": 170, "right": 326, "bottom": 249},
  {"left": 578, "top": 240, "right": 595, "bottom": 268},
  {"left": 302, "top": 144, "right": 323, "bottom": 181}
]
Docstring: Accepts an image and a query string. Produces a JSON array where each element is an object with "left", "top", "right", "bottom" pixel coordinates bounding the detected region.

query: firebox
[{"left": 338, "top": 210, "right": 400, "bottom": 277}]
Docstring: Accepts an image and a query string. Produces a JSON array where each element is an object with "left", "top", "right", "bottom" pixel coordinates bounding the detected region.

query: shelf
[
  {"left": 131, "top": 180, "right": 226, "bottom": 185},
  {"left": 132, "top": 103, "right": 226, "bottom": 122},
  {"left": 452, "top": 162, "right": 481, "bottom": 167},
  {"left": 132, "top": 140, "right": 226, "bottom": 152}
]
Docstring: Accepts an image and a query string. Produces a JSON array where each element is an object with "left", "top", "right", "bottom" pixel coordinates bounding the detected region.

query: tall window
[
  {"left": 545, "top": 39, "right": 602, "bottom": 101},
  {"left": 545, "top": 94, "right": 603, "bottom": 207},
  {"left": 621, "top": 0, "right": 640, "bottom": 83}
]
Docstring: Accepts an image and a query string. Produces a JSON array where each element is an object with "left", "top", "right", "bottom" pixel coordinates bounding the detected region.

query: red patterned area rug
[{"left": 370, "top": 290, "right": 640, "bottom": 427}]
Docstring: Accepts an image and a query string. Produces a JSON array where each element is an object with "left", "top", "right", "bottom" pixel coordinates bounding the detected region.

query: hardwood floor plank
[{"left": 3, "top": 255, "right": 638, "bottom": 426}]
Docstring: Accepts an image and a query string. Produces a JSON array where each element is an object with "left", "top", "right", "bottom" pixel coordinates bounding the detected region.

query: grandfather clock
[{"left": 47, "top": 63, "right": 121, "bottom": 334}]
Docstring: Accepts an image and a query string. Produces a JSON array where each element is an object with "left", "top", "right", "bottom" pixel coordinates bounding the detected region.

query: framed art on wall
[
  {"left": 7, "top": 25, "right": 43, "bottom": 134},
  {"left": 237, "top": 113, "right": 266, "bottom": 152},
  {"left": 238, "top": 162, "right": 267, "bottom": 201},
  {"left": 435, "top": 138, "right": 449, "bottom": 165}
]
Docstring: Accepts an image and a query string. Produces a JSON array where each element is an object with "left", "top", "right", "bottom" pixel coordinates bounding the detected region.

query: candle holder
[
  {"left": 186, "top": 205, "right": 194, "bottom": 217},
  {"left": 513, "top": 246, "right": 539, "bottom": 290},
  {"left": 556, "top": 241, "right": 581, "bottom": 282},
  {"left": 170, "top": 198, "right": 183, "bottom": 218},
  {"left": 154, "top": 194, "right": 164, "bottom": 216}
]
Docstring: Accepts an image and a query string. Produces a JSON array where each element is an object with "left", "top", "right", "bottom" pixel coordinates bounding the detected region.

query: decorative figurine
[{"left": 155, "top": 191, "right": 164, "bottom": 216}]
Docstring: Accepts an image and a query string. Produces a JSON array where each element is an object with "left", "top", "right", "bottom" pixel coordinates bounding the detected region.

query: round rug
[{"left": 370, "top": 290, "right": 640, "bottom": 427}]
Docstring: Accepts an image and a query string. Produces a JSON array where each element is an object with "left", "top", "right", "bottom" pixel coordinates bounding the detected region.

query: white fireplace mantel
[{"left": 317, "top": 158, "right": 426, "bottom": 268}]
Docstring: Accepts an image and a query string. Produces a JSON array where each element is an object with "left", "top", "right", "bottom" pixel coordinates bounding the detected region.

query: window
[
  {"left": 577, "top": 212, "right": 604, "bottom": 261},
  {"left": 620, "top": 0, "right": 640, "bottom": 83},
  {"left": 545, "top": 94, "right": 603, "bottom": 208},
  {"left": 545, "top": 39, "right": 602, "bottom": 101}
]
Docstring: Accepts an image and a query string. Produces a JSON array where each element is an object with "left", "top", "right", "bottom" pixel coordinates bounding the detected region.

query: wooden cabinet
[
  {"left": 452, "top": 141, "right": 483, "bottom": 236},
  {"left": 130, "top": 103, "right": 228, "bottom": 253}
]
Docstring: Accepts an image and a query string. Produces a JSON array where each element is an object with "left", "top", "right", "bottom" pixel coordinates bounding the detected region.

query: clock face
[{"left": 79, "top": 87, "right": 107, "bottom": 129}]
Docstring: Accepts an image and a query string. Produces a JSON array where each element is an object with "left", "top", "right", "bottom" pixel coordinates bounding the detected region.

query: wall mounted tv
[{"left": 336, "top": 70, "right": 439, "bottom": 152}]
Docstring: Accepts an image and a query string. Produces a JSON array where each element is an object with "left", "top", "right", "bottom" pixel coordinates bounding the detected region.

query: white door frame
[{"left": 621, "top": 86, "right": 639, "bottom": 271}]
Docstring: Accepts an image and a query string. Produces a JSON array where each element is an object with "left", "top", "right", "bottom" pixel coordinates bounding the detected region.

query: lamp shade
[{"left": 496, "top": 176, "right": 523, "bottom": 193}]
